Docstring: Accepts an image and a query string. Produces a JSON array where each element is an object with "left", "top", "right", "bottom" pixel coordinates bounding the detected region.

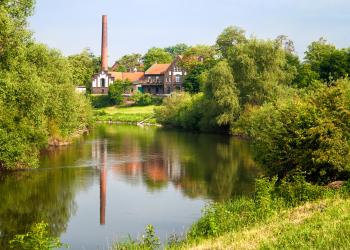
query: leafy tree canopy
[
  {"left": 165, "top": 43, "right": 190, "bottom": 58},
  {"left": 112, "top": 53, "right": 143, "bottom": 72},
  {"left": 142, "top": 48, "right": 172, "bottom": 70}
]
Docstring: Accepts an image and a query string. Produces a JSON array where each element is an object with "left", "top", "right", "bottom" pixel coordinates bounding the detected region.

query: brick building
[{"left": 91, "top": 15, "right": 186, "bottom": 95}]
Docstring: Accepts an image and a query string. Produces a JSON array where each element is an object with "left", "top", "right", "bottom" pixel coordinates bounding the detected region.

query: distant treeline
[{"left": 0, "top": 1, "right": 93, "bottom": 170}]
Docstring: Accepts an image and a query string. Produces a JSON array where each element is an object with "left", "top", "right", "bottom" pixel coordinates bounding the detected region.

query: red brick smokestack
[{"left": 101, "top": 15, "right": 108, "bottom": 71}]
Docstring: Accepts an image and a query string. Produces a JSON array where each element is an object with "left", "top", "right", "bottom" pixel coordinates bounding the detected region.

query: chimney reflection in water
[{"left": 92, "top": 139, "right": 108, "bottom": 225}]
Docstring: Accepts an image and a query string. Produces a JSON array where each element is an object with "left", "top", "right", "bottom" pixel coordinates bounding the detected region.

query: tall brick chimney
[{"left": 101, "top": 15, "right": 108, "bottom": 71}]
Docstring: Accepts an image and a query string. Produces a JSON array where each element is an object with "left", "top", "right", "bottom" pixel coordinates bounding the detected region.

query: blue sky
[{"left": 29, "top": 0, "right": 350, "bottom": 64}]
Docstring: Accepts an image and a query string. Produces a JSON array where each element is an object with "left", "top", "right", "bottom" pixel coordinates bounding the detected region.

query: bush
[
  {"left": 238, "top": 79, "right": 350, "bottom": 183},
  {"left": 132, "top": 92, "right": 153, "bottom": 106},
  {"left": 109, "top": 80, "right": 131, "bottom": 105},
  {"left": 90, "top": 94, "right": 111, "bottom": 108},
  {"left": 113, "top": 225, "right": 160, "bottom": 250},
  {"left": 9, "top": 222, "right": 67, "bottom": 250},
  {"left": 154, "top": 92, "right": 203, "bottom": 130}
]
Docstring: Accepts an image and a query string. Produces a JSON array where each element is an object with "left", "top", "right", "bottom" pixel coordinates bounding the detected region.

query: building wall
[{"left": 92, "top": 71, "right": 115, "bottom": 94}]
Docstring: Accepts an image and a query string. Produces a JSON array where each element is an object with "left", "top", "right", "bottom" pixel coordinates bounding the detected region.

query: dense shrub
[
  {"left": 238, "top": 79, "right": 350, "bottom": 183},
  {"left": 90, "top": 94, "right": 111, "bottom": 108},
  {"left": 108, "top": 80, "right": 132, "bottom": 105},
  {"left": 132, "top": 92, "right": 162, "bottom": 106},
  {"left": 155, "top": 92, "right": 203, "bottom": 130}
]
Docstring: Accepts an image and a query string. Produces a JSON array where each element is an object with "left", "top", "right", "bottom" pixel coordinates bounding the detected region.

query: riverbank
[
  {"left": 93, "top": 105, "right": 158, "bottom": 125},
  {"left": 174, "top": 196, "right": 350, "bottom": 250},
  {"left": 112, "top": 178, "right": 350, "bottom": 250}
]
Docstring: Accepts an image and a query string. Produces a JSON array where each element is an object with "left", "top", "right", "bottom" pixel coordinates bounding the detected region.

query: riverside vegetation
[
  {"left": 0, "top": 0, "right": 95, "bottom": 171},
  {"left": 113, "top": 28, "right": 350, "bottom": 248},
  {"left": 2, "top": 0, "right": 350, "bottom": 249}
]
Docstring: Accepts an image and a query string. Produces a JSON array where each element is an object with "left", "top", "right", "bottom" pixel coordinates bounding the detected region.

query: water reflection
[
  {"left": 90, "top": 125, "right": 260, "bottom": 201},
  {"left": 0, "top": 124, "right": 260, "bottom": 249}
]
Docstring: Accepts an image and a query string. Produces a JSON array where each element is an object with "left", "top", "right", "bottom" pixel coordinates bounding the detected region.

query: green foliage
[
  {"left": 143, "top": 48, "right": 173, "bottom": 70},
  {"left": 180, "top": 45, "right": 217, "bottom": 73},
  {"left": 90, "top": 94, "right": 111, "bottom": 108},
  {"left": 9, "top": 222, "right": 67, "bottom": 250},
  {"left": 156, "top": 60, "right": 240, "bottom": 132},
  {"left": 155, "top": 92, "right": 203, "bottom": 130},
  {"left": 113, "top": 53, "right": 143, "bottom": 72},
  {"left": 238, "top": 79, "right": 350, "bottom": 183},
  {"left": 201, "top": 60, "right": 240, "bottom": 130},
  {"left": 187, "top": 176, "right": 331, "bottom": 241},
  {"left": 68, "top": 48, "right": 100, "bottom": 89},
  {"left": 113, "top": 225, "right": 160, "bottom": 250},
  {"left": 227, "top": 38, "right": 296, "bottom": 105},
  {"left": 108, "top": 80, "right": 132, "bottom": 105},
  {"left": 183, "top": 64, "right": 207, "bottom": 93},
  {"left": 132, "top": 92, "right": 153, "bottom": 106},
  {"left": 294, "top": 38, "right": 350, "bottom": 86},
  {"left": 0, "top": 1, "right": 92, "bottom": 170},
  {"left": 180, "top": 45, "right": 218, "bottom": 94},
  {"left": 216, "top": 26, "right": 247, "bottom": 59},
  {"left": 165, "top": 43, "right": 190, "bottom": 58}
]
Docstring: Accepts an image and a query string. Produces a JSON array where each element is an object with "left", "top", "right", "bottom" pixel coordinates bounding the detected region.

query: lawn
[{"left": 93, "top": 105, "right": 157, "bottom": 124}]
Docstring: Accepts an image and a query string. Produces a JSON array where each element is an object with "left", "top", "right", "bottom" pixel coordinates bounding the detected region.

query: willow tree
[{"left": 200, "top": 60, "right": 240, "bottom": 131}]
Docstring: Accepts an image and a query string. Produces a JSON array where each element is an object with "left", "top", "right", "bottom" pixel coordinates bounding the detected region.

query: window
[
  {"left": 176, "top": 76, "right": 180, "bottom": 83},
  {"left": 100, "top": 78, "right": 106, "bottom": 88},
  {"left": 148, "top": 77, "right": 151, "bottom": 83}
]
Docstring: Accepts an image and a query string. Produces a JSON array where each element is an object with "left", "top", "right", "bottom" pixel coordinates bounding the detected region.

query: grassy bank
[
  {"left": 177, "top": 197, "right": 350, "bottom": 250},
  {"left": 112, "top": 178, "right": 350, "bottom": 250},
  {"left": 93, "top": 105, "right": 158, "bottom": 125}
]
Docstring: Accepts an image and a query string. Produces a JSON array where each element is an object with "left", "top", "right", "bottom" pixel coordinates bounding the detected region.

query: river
[{"left": 0, "top": 124, "right": 260, "bottom": 249}]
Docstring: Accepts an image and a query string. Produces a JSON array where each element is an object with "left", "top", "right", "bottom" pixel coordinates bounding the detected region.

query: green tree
[
  {"left": 181, "top": 45, "right": 217, "bottom": 93},
  {"left": 226, "top": 38, "right": 295, "bottom": 105},
  {"left": 112, "top": 53, "right": 143, "bottom": 72},
  {"left": 68, "top": 48, "right": 100, "bottom": 88},
  {"left": 200, "top": 60, "right": 240, "bottom": 131},
  {"left": 0, "top": 1, "right": 92, "bottom": 170},
  {"left": 108, "top": 80, "right": 131, "bottom": 105},
  {"left": 165, "top": 43, "right": 190, "bottom": 58},
  {"left": 216, "top": 26, "right": 247, "bottom": 59},
  {"left": 143, "top": 48, "right": 173, "bottom": 70},
  {"left": 305, "top": 38, "right": 336, "bottom": 73}
]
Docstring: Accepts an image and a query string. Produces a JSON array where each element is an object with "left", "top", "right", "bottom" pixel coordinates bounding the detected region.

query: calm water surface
[{"left": 0, "top": 125, "right": 260, "bottom": 249}]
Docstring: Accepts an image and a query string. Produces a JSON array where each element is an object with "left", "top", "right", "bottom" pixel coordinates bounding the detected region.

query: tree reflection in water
[
  {"left": 92, "top": 125, "right": 261, "bottom": 201},
  {"left": 0, "top": 124, "right": 260, "bottom": 249}
]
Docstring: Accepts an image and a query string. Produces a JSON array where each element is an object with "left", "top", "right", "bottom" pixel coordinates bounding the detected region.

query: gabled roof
[
  {"left": 145, "top": 64, "right": 171, "bottom": 75},
  {"left": 109, "top": 72, "right": 144, "bottom": 82}
]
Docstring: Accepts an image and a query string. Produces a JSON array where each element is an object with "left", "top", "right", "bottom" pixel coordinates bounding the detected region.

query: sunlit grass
[
  {"left": 169, "top": 197, "right": 350, "bottom": 250},
  {"left": 93, "top": 105, "right": 157, "bottom": 124}
]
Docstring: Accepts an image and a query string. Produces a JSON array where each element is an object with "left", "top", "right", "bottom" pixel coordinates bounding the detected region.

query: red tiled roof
[
  {"left": 109, "top": 72, "right": 123, "bottom": 80},
  {"left": 122, "top": 72, "right": 145, "bottom": 82},
  {"left": 145, "top": 64, "right": 171, "bottom": 75},
  {"left": 109, "top": 72, "right": 144, "bottom": 82}
]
